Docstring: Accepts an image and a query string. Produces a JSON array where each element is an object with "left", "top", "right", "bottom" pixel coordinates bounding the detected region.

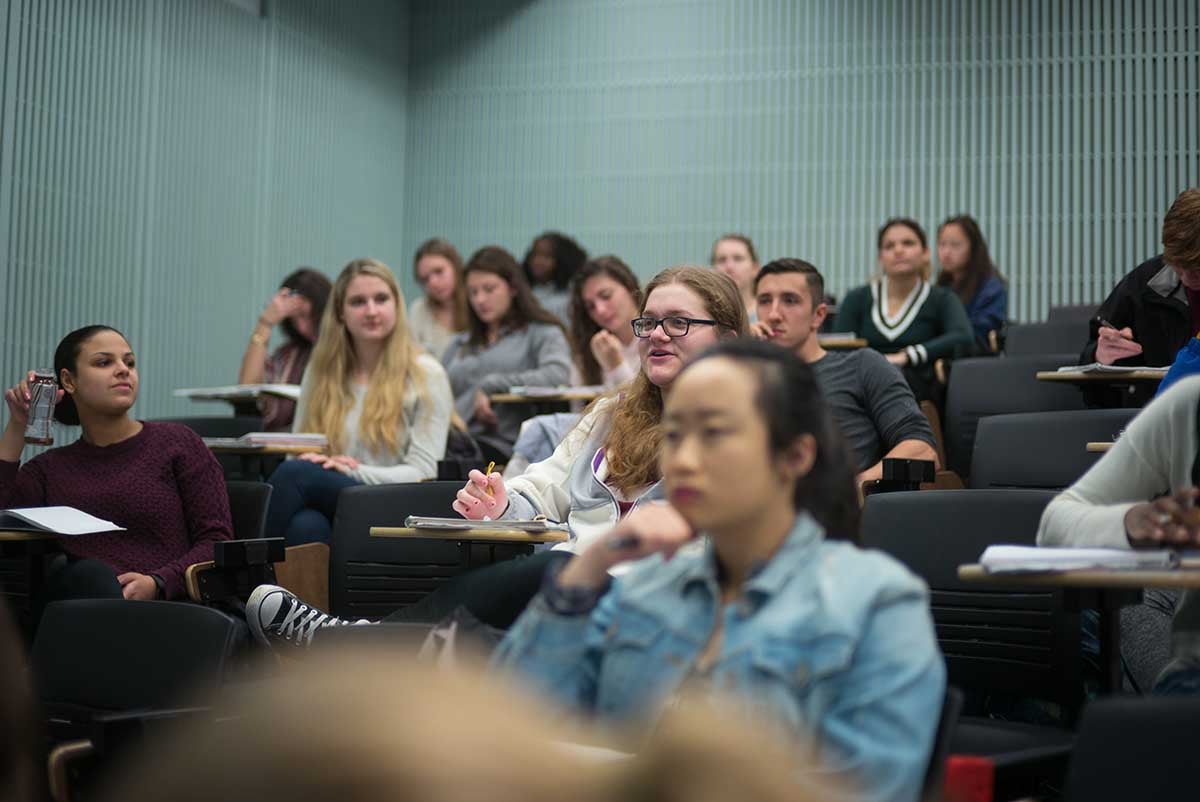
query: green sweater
[{"left": 834, "top": 278, "right": 974, "bottom": 367}]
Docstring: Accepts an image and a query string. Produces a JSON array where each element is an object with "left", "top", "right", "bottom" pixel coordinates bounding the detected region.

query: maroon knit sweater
[{"left": 0, "top": 422, "right": 233, "bottom": 599}]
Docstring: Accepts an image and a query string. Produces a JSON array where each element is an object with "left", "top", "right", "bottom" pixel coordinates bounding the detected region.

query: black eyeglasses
[{"left": 631, "top": 316, "right": 718, "bottom": 338}]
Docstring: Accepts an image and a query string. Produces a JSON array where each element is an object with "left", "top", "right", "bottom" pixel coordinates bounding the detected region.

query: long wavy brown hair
[
  {"left": 568, "top": 256, "right": 642, "bottom": 386},
  {"left": 413, "top": 238, "right": 469, "bottom": 332},
  {"left": 299, "top": 258, "right": 428, "bottom": 454},
  {"left": 603, "top": 267, "right": 748, "bottom": 493}
]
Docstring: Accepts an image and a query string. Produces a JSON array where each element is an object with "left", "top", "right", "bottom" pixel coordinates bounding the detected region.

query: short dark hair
[
  {"left": 53, "top": 325, "right": 125, "bottom": 425},
  {"left": 753, "top": 259, "right": 825, "bottom": 308}
]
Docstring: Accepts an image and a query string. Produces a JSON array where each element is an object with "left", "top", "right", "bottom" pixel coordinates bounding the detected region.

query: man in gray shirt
[{"left": 752, "top": 259, "right": 938, "bottom": 483}]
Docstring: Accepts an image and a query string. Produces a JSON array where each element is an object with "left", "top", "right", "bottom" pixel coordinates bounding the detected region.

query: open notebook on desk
[
  {"left": 1055, "top": 363, "right": 1169, "bottom": 375},
  {"left": 507, "top": 385, "right": 605, "bottom": 398},
  {"left": 0, "top": 506, "right": 124, "bottom": 536},
  {"left": 980, "top": 545, "right": 1178, "bottom": 574},
  {"left": 203, "top": 432, "right": 328, "bottom": 449}
]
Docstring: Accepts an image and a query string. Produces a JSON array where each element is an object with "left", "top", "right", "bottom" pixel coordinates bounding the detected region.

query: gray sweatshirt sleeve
[
  {"left": 476, "top": 325, "right": 573, "bottom": 394},
  {"left": 857, "top": 350, "right": 937, "bottom": 452}
]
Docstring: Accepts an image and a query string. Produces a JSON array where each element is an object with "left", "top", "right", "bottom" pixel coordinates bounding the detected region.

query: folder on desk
[
  {"left": 980, "top": 545, "right": 1178, "bottom": 574},
  {"left": 0, "top": 506, "right": 125, "bottom": 536},
  {"left": 404, "top": 515, "right": 569, "bottom": 534}
]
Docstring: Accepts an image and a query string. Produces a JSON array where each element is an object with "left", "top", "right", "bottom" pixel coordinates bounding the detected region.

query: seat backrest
[
  {"left": 329, "top": 482, "right": 518, "bottom": 619},
  {"left": 970, "top": 409, "right": 1138, "bottom": 490},
  {"left": 1004, "top": 321, "right": 1088, "bottom": 356},
  {"left": 944, "top": 354, "right": 1085, "bottom": 477},
  {"left": 1046, "top": 304, "right": 1099, "bottom": 325},
  {"left": 1064, "top": 696, "right": 1200, "bottom": 802},
  {"left": 31, "top": 600, "right": 237, "bottom": 711},
  {"left": 861, "top": 490, "right": 1083, "bottom": 711},
  {"left": 150, "top": 417, "right": 263, "bottom": 438},
  {"left": 224, "top": 480, "right": 272, "bottom": 540}
]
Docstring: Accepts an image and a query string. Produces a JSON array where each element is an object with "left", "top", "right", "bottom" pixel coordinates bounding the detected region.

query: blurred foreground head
[{"left": 100, "top": 648, "right": 840, "bottom": 802}]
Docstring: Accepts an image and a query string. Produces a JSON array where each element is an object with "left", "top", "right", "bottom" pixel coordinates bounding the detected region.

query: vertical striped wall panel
[
  {"left": 402, "top": 0, "right": 1199, "bottom": 323},
  {"left": 0, "top": 0, "right": 408, "bottom": 439}
]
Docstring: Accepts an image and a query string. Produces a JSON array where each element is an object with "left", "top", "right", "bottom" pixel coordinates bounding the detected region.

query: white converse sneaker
[{"left": 246, "top": 584, "right": 365, "bottom": 649}]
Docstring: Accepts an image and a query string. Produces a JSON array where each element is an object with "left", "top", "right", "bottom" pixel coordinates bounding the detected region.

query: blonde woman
[{"left": 264, "top": 258, "right": 453, "bottom": 546}]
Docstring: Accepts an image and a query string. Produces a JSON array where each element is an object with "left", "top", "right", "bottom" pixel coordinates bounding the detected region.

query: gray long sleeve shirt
[
  {"left": 441, "top": 322, "right": 573, "bottom": 447},
  {"left": 811, "top": 348, "right": 937, "bottom": 472}
]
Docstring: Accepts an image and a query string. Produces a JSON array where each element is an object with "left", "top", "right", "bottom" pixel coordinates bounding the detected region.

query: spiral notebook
[{"left": 404, "top": 515, "right": 568, "bottom": 534}]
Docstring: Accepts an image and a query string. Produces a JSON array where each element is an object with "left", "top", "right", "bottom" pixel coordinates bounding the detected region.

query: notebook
[
  {"left": 1055, "top": 363, "right": 1169, "bottom": 376},
  {"left": 404, "top": 515, "right": 569, "bottom": 534},
  {"left": 507, "top": 385, "right": 605, "bottom": 398},
  {"left": 0, "top": 506, "right": 125, "bottom": 536},
  {"left": 173, "top": 384, "right": 302, "bottom": 401},
  {"left": 980, "top": 545, "right": 1178, "bottom": 574}
]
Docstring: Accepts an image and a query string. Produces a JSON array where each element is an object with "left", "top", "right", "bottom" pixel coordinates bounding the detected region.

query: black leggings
[{"left": 384, "top": 551, "right": 559, "bottom": 629}]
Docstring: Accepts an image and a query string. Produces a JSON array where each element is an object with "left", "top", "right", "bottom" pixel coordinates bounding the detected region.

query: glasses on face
[{"left": 631, "top": 316, "right": 718, "bottom": 338}]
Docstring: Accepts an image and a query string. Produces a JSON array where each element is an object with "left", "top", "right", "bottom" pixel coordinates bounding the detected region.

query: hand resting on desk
[{"left": 1125, "top": 488, "right": 1200, "bottom": 547}]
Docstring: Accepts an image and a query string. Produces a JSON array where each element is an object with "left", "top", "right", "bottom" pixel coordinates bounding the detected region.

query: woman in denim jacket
[{"left": 494, "top": 339, "right": 945, "bottom": 802}]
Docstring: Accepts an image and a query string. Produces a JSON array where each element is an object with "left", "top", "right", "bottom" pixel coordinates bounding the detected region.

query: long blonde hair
[
  {"left": 299, "top": 258, "right": 427, "bottom": 454},
  {"left": 603, "top": 267, "right": 748, "bottom": 493}
]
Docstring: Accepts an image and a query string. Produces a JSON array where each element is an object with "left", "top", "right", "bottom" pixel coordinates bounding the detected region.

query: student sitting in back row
[
  {"left": 1081, "top": 188, "right": 1200, "bottom": 407},
  {"left": 834, "top": 218, "right": 974, "bottom": 405},
  {"left": 265, "top": 259, "right": 452, "bottom": 546},
  {"left": 442, "top": 246, "right": 572, "bottom": 460},
  {"left": 752, "top": 259, "right": 938, "bottom": 485},
  {"left": 2, "top": 326, "right": 232, "bottom": 614},
  {"left": 567, "top": 255, "right": 643, "bottom": 389}
]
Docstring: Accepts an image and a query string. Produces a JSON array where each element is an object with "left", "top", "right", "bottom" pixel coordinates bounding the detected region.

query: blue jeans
[{"left": 266, "top": 459, "right": 360, "bottom": 545}]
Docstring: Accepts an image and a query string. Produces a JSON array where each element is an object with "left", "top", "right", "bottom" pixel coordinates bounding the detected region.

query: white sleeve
[
  {"left": 1037, "top": 377, "right": 1200, "bottom": 549},
  {"left": 503, "top": 402, "right": 611, "bottom": 522}
]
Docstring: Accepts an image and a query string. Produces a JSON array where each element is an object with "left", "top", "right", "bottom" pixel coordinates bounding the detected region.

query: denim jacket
[{"left": 493, "top": 513, "right": 945, "bottom": 802}]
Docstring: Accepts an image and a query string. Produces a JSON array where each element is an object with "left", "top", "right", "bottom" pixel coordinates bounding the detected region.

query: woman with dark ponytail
[
  {"left": 494, "top": 339, "right": 944, "bottom": 802},
  {"left": 1, "top": 326, "right": 232, "bottom": 621}
]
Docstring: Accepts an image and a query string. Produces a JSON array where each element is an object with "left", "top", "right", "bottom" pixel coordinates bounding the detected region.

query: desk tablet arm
[
  {"left": 861, "top": 458, "right": 938, "bottom": 498},
  {"left": 185, "top": 538, "right": 285, "bottom": 603}
]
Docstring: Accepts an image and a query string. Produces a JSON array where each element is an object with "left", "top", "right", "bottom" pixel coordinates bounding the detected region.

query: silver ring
[{"left": 1156, "top": 512, "right": 1173, "bottom": 526}]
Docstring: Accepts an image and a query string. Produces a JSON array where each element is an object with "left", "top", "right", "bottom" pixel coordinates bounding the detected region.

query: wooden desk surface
[
  {"left": 1087, "top": 441, "right": 1114, "bottom": 453},
  {"left": 206, "top": 443, "right": 322, "bottom": 456},
  {"left": 370, "top": 526, "right": 569, "bottom": 544},
  {"left": 818, "top": 335, "right": 867, "bottom": 350},
  {"left": 0, "top": 529, "right": 57, "bottom": 542},
  {"left": 958, "top": 560, "right": 1200, "bottom": 589},
  {"left": 1036, "top": 370, "right": 1165, "bottom": 384},
  {"left": 490, "top": 390, "right": 604, "bottom": 404}
]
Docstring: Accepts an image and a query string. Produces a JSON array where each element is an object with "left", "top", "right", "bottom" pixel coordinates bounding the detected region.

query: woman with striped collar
[{"left": 833, "top": 217, "right": 974, "bottom": 404}]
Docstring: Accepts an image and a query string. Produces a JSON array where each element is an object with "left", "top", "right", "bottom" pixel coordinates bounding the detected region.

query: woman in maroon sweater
[{"left": 1, "top": 326, "right": 232, "bottom": 605}]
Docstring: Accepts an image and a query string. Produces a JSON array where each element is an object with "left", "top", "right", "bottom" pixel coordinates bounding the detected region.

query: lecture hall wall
[{"left": 1, "top": 0, "right": 1198, "bottom": 424}]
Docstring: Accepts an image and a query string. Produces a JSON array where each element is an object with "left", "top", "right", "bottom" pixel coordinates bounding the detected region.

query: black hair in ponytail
[
  {"left": 689, "top": 338, "right": 861, "bottom": 543},
  {"left": 52, "top": 325, "right": 124, "bottom": 426}
]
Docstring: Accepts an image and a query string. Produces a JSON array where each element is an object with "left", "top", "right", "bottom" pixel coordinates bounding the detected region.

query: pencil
[{"left": 485, "top": 461, "right": 496, "bottom": 496}]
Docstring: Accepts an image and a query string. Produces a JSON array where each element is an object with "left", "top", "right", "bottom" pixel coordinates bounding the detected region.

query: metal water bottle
[{"left": 24, "top": 370, "right": 56, "bottom": 446}]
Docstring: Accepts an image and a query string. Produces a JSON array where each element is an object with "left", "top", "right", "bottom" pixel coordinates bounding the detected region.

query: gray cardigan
[{"left": 441, "top": 322, "right": 572, "bottom": 446}]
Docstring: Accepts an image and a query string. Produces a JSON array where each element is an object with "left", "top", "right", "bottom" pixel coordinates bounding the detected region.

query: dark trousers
[
  {"left": 265, "top": 459, "right": 360, "bottom": 545},
  {"left": 32, "top": 557, "right": 123, "bottom": 633},
  {"left": 384, "top": 550, "right": 559, "bottom": 629}
]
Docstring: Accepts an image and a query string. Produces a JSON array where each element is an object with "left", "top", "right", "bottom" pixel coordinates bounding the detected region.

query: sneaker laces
[{"left": 276, "top": 601, "right": 351, "bottom": 647}]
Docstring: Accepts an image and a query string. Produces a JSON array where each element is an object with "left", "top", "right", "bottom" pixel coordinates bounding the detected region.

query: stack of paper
[
  {"left": 507, "top": 385, "right": 605, "bottom": 398},
  {"left": 404, "top": 515, "right": 568, "bottom": 534},
  {"left": 0, "top": 506, "right": 125, "bottom": 536},
  {"left": 174, "top": 384, "right": 302, "bottom": 401},
  {"left": 203, "top": 432, "right": 328, "bottom": 449},
  {"left": 1055, "top": 363, "right": 1168, "bottom": 375},
  {"left": 980, "top": 545, "right": 1178, "bottom": 574}
]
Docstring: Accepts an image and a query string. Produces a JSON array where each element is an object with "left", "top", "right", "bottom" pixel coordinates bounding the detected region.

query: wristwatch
[{"left": 150, "top": 573, "right": 167, "bottom": 599}]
